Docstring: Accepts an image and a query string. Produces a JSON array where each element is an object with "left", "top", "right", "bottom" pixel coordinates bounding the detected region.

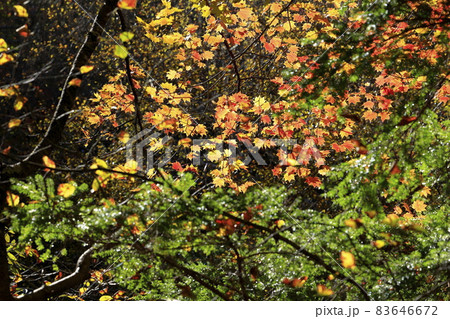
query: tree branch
[
  {"left": 222, "top": 212, "right": 371, "bottom": 300},
  {"left": 16, "top": 247, "right": 94, "bottom": 301}
]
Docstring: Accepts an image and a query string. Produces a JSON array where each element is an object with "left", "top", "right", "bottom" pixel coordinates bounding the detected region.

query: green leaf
[
  {"left": 120, "top": 32, "right": 134, "bottom": 42},
  {"left": 114, "top": 45, "right": 128, "bottom": 59}
]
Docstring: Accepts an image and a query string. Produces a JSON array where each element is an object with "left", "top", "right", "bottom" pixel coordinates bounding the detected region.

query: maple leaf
[
  {"left": 57, "top": 183, "right": 76, "bottom": 198},
  {"left": 254, "top": 96, "right": 270, "bottom": 111},
  {"left": 379, "top": 111, "right": 391, "bottom": 122},
  {"left": 419, "top": 186, "right": 431, "bottom": 197},
  {"left": 68, "top": 78, "right": 82, "bottom": 87},
  {"left": 118, "top": 131, "right": 130, "bottom": 143},
  {"left": 340, "top": 251, "right": 356, "bottom": 269},
  {"left": 114, "top": 45, "right": 128, "bottom": 59},
  {"left": 291, "top": 276, "right": 308, "bottom": 288},
  {"left": 42, "top": 155, "right": 56, "bottom": 170},
  {"left": 80, "top": 65, "right": 94, "bottom": 74},
  {"left": 6, "top": 191, "right": 20, "bottom": 207},
  {"left": 166, "top": 70, "right": 180, "bottom": 80},
  {"left": 362, "top": 110, "right": 377, "bottom": 121},
  {"left": 411, "top": 200, "right": 427, "bottom": 213},
  {"left": 373, "top": 240, "right": 385, "bottom": 249},
  {"left": 14, "top": 5, "right": 28, "bottom": 18},
  {"left": 8, "top": 119, "right": 21, "bottom": 128},
  {"left": 237, "top": 7, "right": 253, "bottom": 21},
  {"left": 172, "top": 162, "right": 183, "bottom": 172},
  {"left": 317, "top": 284, "right": 333, "bottom": 296},
  {"left": 264, "top": 42, "right": 275, "bottom": 53},
  {"left": 118, "top": 0, "right": 137, "bottom": 10},
  {"left": 213, "top": 177, "right": 225, "bottom": 187},
  {"left": 119, "top": 32, "right": 134, "bottom": 42},
  {"left": 363, "top": 100, "right": 374, "bottom": 109},
  {"left": 305, "top": 176, "right": 321, "bottom": 188},
  {"left": 347, "top": 95, "right": 360, "bottom": 104},
  {"left": 207, "top": 150, "right": 222, "bottom": 162}
]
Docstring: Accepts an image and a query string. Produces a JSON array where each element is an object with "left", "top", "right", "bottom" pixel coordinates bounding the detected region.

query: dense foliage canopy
[{"left": 0, "top": 0, "right": 449, "bottom": 301}]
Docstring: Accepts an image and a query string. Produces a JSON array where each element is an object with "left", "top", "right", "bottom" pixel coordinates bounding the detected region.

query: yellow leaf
[
  {"left": 0, "top": 38, "right": 8, "bottom": 52},
  {"left": 317, "top": 284, "right": 333, "bottom": 296},
  {"left": 411, "top": 200, "right": 427, "bottom": 213},
  {"left": 254, "top": 96, "right": 270, "bottom": 111},
  {"left": 42, "top": 156, "right": 56, "bottom": 169},
  {"left": 0, "top": 53, "right": 14, "bottom": 66},
  {"left": 383, "top": 214, "right": 399, "bottom": 226},
  {"left": 145, "top": 86, "right": 157, "bottom": 97},
  {"left": 305, "top": 31, "right": 318, "bottom": 41},
  {"left": 340, "top": 251, "right": 356, "bottom": 269},
  {"left": 166, "top": 70, "right": 180, "bottom": 80},
  {"left": 6, "top": 191, "right": 20, "bottom": 207},
  {"left": 14, "top": 96, "right": 27, "bottom": 111},
  {"left": 117, "top": 0, "right": 137, "bottom": 10},
  {"left": 8, "top": 118, "right": 21, "bottom": 128},
  {"left": 373, "top": 240, "right": 385, "bottom": 249},
  {"left": 160, "top": 82, "right": 177, "bottom": 93},
  {"left": 118, "top": 131, "right": 130, "bottom": 143},
  {"left": 99, "top": 295, "right": 113, "bottom": 301},
  {"left": 14, "top": 5, "right": 28, "bottom": 18},
  {"left": 80, "top": 65, "right": 94, "bottom": 74},
  {"left": 213, "top": 177, "right": 226, "bottom": 187},
  {"left": 57, "top": 183, "right": 76, "bottom": 198},
  {"left": 207, "top": 150, "right": 222, "bottom": 162},
  {"left": 419, "top": 186, "right": 431, "bottom": 197}
]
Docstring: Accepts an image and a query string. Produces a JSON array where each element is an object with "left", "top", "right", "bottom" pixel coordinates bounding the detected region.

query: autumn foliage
[{"left": 0, "top": 0, "right": 449, "bottom": 301}]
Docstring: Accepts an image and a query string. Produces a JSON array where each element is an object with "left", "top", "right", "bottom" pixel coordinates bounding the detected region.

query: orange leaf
[
  {"left": 362, "top": 110, "right": 377, "bottom": 121},
  {"left": 237, "top": 8, "right": 253, "bottom": 20},
  {"left": 68, "top": 78, "right": 82, "bottom": 87},
  {"left": 118, "top": 0, "right": 137, "bottom": 10},
  {"left": 264, "top": 42, "right": 275, "bottom": 53},
  {"left": 57, "top": 183, "right": 76, "bottom": 198},
  {"left": 172, "top": 162, "right": 183, "bottom": 172},
  {"left": 42, "top": 156, "right": 56, "bottom": 170},
  {"left": 305, "top": 176, "right": 321, "bottom": 188},
  {"left": 317, "top": 284, "right": 333, "bottom": 296}
]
